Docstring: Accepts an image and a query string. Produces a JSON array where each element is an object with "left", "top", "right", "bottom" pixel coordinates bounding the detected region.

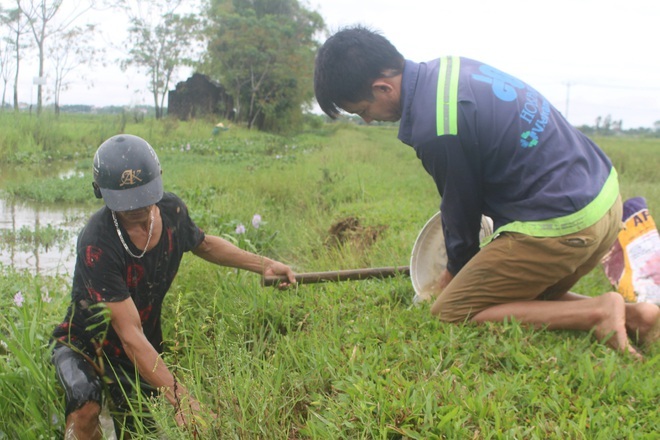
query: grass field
[{"left": 1, "top": 116, "right": 658, "bottom": 439}]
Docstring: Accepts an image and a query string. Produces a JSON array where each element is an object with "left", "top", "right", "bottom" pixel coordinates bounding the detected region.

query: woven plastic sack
[{"left": 602, "top": 197, "right": 660, "bottom": 304}]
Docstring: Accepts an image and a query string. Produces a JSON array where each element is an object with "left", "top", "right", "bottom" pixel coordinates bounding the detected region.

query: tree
[
  {"left": 1, "top": 5, "right": 30, "bottom": 110},
  {"left": 602, "top": 114, "right": 612, "bottom": 133},
  {"left": 47, "top": 24, "right": 104, "bottom": 114},
  {"left": 0, "top": 22, "right": 14, "bottom": 108},
  {"left": 16, "top": 0, "right": 94, "bottom": 114},
  {"left": 119, "top": 0, "right": 204, "bottom": 119},
  {"left": 203, "top": 0, "right": 323, "bottom": 131}
]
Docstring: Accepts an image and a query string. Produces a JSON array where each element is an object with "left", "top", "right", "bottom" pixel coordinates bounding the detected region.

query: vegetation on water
[
  {"left": 0, "top": 223, "right": 72, "bottom": 254},
  {"left": 0, "top": 115, "right": 658, "bottom": 439}
]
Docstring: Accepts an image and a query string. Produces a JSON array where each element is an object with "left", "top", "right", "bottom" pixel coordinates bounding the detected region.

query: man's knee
[
  {"left": 52, "top": 345, "right": 104, "bottom": 417},
  {"left": 430, "top": 296, "right": 449, "bottom": 319},
  {"left": 68, "top": 401, "right": 101, "bottom": 425},
  {"left": 430, "top": 300, "right": 469, "bottom": 323},
  {"left": 65, "top": 401, "right": 103, "bottom": 439}
]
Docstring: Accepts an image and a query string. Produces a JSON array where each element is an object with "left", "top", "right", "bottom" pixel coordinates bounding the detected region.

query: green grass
[
  {"left": 0, "top": 120, "right": 658, "bottom": 439},
  {"left": 0, "top": 111, "right": 238, "bottom": 163}
]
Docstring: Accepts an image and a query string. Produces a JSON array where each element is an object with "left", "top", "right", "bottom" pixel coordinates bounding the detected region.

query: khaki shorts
[{"left": 431, "top": 197, "right": 623, "bottom": 323}]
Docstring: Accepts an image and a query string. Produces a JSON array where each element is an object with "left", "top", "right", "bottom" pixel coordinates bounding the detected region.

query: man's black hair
[{"left": 314, "top": 25, "right": 404, "bottom": 118}]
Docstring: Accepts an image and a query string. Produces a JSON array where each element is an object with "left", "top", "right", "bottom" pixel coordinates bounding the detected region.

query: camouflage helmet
[{"left": 92, "top": 134, "right": 163, "bottom": 211}]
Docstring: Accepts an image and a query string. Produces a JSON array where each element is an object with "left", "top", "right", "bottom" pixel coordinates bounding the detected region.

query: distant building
[{"left": 167, "top": 73, "right": 233, "bottom": 120}]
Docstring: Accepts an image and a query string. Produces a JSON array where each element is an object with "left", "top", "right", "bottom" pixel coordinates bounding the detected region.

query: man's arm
[
  {"left": 415, "top": 137, "right": 484, "bottom": 275},
  {"left": 105, "top": 298, "right": 204, "bottom": 425},
  {"left": 192, "top": 235, "right": 296, "bottom": 285}
]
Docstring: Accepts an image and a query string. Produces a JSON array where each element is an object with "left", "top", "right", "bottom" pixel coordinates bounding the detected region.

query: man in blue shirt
[{"left": 314, "top": 26, "right": 659, "bottom": 358}]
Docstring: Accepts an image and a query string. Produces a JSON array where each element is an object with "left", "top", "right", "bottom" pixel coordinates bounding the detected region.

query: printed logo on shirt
[
  {"left": 520, "top": 131, "right": 539, "bottom": 148},
  {"left": 518, "top": 89, "right": 551, "bottom": 148},
  {"left": 87, "top": 286, "right": 103, "bottom": 302},
  {"left": 85, "top": 245, "right": 102, "bottom": 267},
  {"left": 472, "top": 65, "right": 525, "bottom": 102},
  {"left": 126, "top": 263, "right": 145, "bottom": 288},
  {"left": 472, "top": 64, "right": 551, "bottom": 149}
]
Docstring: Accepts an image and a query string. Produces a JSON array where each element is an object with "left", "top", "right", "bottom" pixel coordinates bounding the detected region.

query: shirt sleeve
[
  {"left": 415, "top": 136, "right": 484, "bottom": 274},
  {"left": 169, "top": 193, "right": 205, "bottom": 252}
]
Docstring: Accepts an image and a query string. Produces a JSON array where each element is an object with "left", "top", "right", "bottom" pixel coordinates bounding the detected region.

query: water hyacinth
[
  {"left": 252, "top": 214, "right": 262, "bottom": 229},
  {"left": 235, "top": 224, "right": 246, "bottom": 234},
  {"left": 13, "top": 291, "right": 24, "bottom": 307}
]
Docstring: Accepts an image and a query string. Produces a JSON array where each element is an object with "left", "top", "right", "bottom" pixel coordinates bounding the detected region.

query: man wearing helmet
[{"left": 51, "top": 134, "right": 296, "bottom": 438}]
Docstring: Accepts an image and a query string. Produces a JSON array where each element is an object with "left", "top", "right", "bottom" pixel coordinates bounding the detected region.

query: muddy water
[
  {"left": 0, "top": 198, "right": 91, "bottom": 276},
  {"left": 0, "top": 164, "right": 93, "bottom": 276}
]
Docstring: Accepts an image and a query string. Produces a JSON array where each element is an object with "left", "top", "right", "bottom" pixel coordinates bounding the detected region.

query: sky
[{"left": 8, "top": 0, "right": 660, "bottom": 128}]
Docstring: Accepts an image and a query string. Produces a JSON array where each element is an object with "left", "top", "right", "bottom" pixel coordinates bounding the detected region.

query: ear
[{"left": 371, "top": 78, "right": 395, "bottom": 95}]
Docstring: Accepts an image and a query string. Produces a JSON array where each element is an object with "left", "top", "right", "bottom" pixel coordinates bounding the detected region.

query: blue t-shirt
[{"left": 398, "top": 57, "right": 613, "bottom": 274}]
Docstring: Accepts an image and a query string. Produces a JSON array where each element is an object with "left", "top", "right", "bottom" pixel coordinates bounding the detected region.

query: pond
[{"left": 0, "top": 164, "right": 93, "bottom": 277}]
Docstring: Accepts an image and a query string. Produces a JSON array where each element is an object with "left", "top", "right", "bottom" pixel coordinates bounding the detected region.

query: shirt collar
[{"left": 397, "top": 60, "right": 420, "bottom": 146}]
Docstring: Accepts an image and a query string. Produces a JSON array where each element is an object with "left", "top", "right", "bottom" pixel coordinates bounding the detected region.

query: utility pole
[{"left": 564, "top": 81, "right": 571, "bottom": 121}]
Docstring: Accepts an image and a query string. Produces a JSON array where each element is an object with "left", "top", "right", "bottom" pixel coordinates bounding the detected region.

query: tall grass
[
  {"left": 0, "top": 111, "right": 233, "bottom": 163},
  {"left": 0, "top": 266, "right": 69, "bottom": 438},
  {"left": 597, "top": 136, "right": 660, "bottom": 215},
  {"left": 0, "top": 120, "right": 658, "bottom": 438}
]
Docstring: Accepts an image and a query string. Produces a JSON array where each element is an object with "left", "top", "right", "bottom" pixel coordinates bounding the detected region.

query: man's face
[
  {"left": 341, "top": 79, "right": 402, "bottom": 123},
  {"left": 115, "top": 205, "right": 153, "bottom": 224}
]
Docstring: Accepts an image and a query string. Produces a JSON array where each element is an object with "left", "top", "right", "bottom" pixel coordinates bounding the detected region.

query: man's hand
[
  {"left": 436, "top": 268, "right": 454, "bottom": 292},
  {"left": 174, "top": 397, "right": 218, "bottom": 430},
  {"left": 263, "top": 261, "right": 297, "bottom": 289},
  {"left": 193, "top": 235, "right": 296, "bottom": 288},
  {"left": 426, "top": 268, "right": 453, "bottom": 300}
]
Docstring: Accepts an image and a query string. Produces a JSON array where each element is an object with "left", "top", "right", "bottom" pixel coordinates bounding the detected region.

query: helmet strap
[{"left": 92, "top": 182, "right": 103, "bottom": 199}]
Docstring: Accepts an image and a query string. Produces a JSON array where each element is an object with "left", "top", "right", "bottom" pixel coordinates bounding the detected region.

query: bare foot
[
  {"left": 625, "top": 302, "right": 660, "bottom": 347},
  {"left": 594, "top": 292, "right": 642, "bottom": 360}
]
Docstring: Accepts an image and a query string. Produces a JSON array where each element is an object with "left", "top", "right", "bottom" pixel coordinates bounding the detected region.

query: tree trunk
[
  {"left": 232, "top": 82, "right": 242, "bottom": 122},
  {"left": 54, "top": 75, "right": 61, "bottom": 116},
  {"left": 37, "top": 26, "right": 46, "bottom": 115},
  {"left": 153, "top": 89, "right": 161, "bottom": 119},
  {"left": 2, "top": 82, "right": 7, "bottom": 109},
  {"left": 247, "top": 90, "right": 257, "bottom": 129},
  {"left": 13, "top": 33, "right": 20, "bottom": 111},
  {"left": 152, "top": 68, "right": 161, "bottom": 119}
]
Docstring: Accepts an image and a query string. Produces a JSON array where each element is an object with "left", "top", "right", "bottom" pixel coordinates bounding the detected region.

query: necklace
[{"left": 112, "top": 207, "right": 155, "bottom": 259}]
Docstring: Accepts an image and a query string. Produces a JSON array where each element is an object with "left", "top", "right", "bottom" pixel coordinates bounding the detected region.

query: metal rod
[{"left": 262, "top": 266, "right": 410, "bottom": 287}]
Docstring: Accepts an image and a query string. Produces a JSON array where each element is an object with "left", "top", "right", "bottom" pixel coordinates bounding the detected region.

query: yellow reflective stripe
[
  {"left": 481, "top": 168, "right": 620, "bottom": 245},
  {"left": 436, "top": 56, "right": 460, "bottom": 136}
]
